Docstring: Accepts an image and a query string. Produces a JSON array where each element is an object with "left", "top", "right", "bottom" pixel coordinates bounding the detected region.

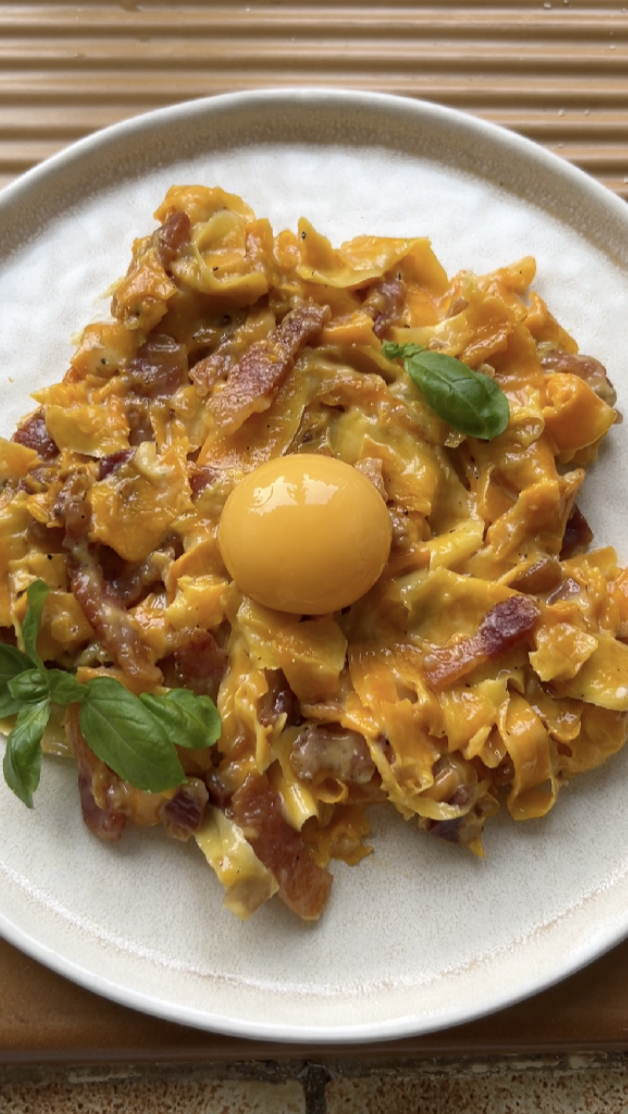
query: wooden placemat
[
  {"left": 0, "top": 0, "right": 627, "bottom": 1062},
  {"left": 2, "top": 935, "right": 628, "bottom": 1064}
]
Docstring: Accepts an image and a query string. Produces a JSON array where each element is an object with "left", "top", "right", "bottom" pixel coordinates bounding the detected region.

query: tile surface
[
  {"left": 326, "top": 1057, "right": 628, "bottom": 1114},
  {"left": 0, "top": 1070, "right": 305, "bottom": 1114}
]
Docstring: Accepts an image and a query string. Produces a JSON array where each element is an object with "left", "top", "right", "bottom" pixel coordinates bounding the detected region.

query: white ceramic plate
[{"left": 1, "top": 89, "right": 628, "bottom": 1043}]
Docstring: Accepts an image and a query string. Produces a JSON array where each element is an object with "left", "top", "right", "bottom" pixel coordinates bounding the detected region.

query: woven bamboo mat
[{"left": 0, "top": 2, "right": 626, "bottom": 198}]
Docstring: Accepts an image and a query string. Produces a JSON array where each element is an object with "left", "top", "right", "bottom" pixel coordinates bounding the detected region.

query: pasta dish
[{"left": 1, "top": 185, "right": 626, "bottom": 922}]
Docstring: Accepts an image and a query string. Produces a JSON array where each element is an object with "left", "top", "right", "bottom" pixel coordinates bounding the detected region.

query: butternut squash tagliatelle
[{"left": 1, "top": 184, "right": 627, "bottom": 921}]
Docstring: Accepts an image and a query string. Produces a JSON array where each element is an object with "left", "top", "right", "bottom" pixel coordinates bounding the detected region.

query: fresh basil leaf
[
  {"left": 0, "top": 645, "right": 33, "bottom": 717},
  {"left": 1, "top": 583, "right": 223, "bottom": 805},
  {"left": 8, "top": 663, "right": 86, "bottom": 707},
  {"left": 407, "top": 351, "right": 510, "bottom": 440},
  {"left": 382, "top": 341, "right": 509, "bottom": 441},
  {"left": 21, "top": 580, "right": 51, "bottom": 671},
  {"left": 140, "top": 688, "right": 221, "bottom": 750},
  {"left": 382, "top": 341, "right": 425, "bottom": 362},
  {"left": 79, "top": 677, "right": 185, "bottom": 793},
  {"left": 46, "top": 670, "right": 86, "bottom": 706},
  {"left": 0, "top": 692, "right": 22, "bottom": 718},
  {"left": 8, "top": 669, "right": 50, "bottom": 704},
  {"left": 0, "top": 644, "right": 33, "bottom": 686},
  {"left": 3, "top": 699, "right": 50, "bottom": 808},
  {"left": 162, "top": 689, "right": 221, "bottom": 745}
]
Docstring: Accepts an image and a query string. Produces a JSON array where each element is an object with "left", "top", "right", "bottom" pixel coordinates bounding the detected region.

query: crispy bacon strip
[
  {"left": 209, "top": 303, "right": 330, "bottom": 435},
  {"left": 154, "top": 209, "right": 191, "bottom": 269},
  {"left": 363, "top": 278, "right": 406, "bottom": 338},
  {"left": 509, "top": 556, "right": 562, "bottom": 595},
  {"left": 231, "top": 773, "right": 333, "bottom": 920},
  {"left": 161, "top": 779, "right": 209, "bottom": 841},
  {"left": 159, "top": 628, "right": 227, "bottom": 702},
  {"left": 104, "top": 546, "right": 175, "bottom": 608},
  {"left": 258, "top": 669, "right": 301, "bottom": 728},
  {"left": 547, "top": 577, "right": 581, "bottom": 605},
  {"left": 427, "top": 806, "right": 486, "bottom": 847},
  {"left": 67, "top": 541, "right": 162, "bottom": 688},
  {"left": 423, "top": 595, "right": 540, "bottom": 690},
  {"left": 188, "top": 310, "right": 250, "bottom": 396},
  {"left": 98, "top": 449, "right": 135, "bottom": 481},
  {"left": 125, "top": 334, "right": 188, "bottom": 399},
  {"left": 12, "top": 410, "right": 59, "bottom": 460},
  {"left": 189, "top": 464, "right": 221, "bottom": 497},
  {"left": 560, "top": 504, "right": 594, "bottom": 560},
  {"left": 189, "top": 338, "right": 235, "bottom": 397}
]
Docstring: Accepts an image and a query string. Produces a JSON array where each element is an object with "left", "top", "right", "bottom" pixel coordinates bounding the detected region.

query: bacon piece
[
  {"left": 541, "top": 349, "right": 617, "bottom": 407},
  {"left": 105, "top": 545, "right": 175, "bottom": 607},
  {"left": 258, "top": 670, "right": 301, "bottom": 728},
  {"left": 481, "top": 596, "right": 540, "bottom": 656},
  {"left": 231, "top": 773, "right": 333, "bottom": 920},
  {"left": 425, "top": 776, "right": 492, "bottom": 848},
  {"left": 98, "top": 449, "right": 134, "bottom": 481},
  {"left": 210, "top": 303, "right": 330, "bottom": 434},
  {"left": 66, "top": 706, "right": 126, "bottom": 843},
  {"left": 423, "top": 595, "right": 540, "bottom": 690},
  {"left": 189, "top": 464, "right": 221, "bottom": 497},
  {"left": 160, "top": 778, "right": 209, "bottom": 841},
  {"left": 547, "top": 577, "right": 582, "bottom": 605},
  {"left": 189, "top": 341, "right": 234, "bottom": 397},
  {"left": 54, "top": 476, "right": 94, "bottom": 541},
  {"left": 125, "top": 334, "right": 188, "bottom": 399},
  {"left": 560, "top": 504, "right": 594, "bottom": 560},
  {"left": 206, "top": 771, "right": 232, "bottom": 809},
  {"left": 188, "top": 310, "right": 250, "bottom": 395},
  {"left": 16, "top": 463, "right": 55, "bottom": 496},
  {"left": 63, "top": 499, "right": 92, "bottom": 541},
  {"left": 427, "top": 808, "right": 484, "bottom": 847},
  {"left": 26, "top": 518, "right": 65, "bottom": 552},
  {"left": 290, "top": 724, "right": 375, "bottom": 785},
  {"left": 509, "top": 556, "right": 563, "bottom": 595},
  {"left": 429, "top": 756, "right": 471, "bottom": 802},
  {"left": 363, "top": 278, "right": 406, "bottom": 338},
  {"left": 154, "top": 209, "right": 191, "bottom": 268},
  {"left": 160, "top": 628, "right": 227, "bottom": 702},
  {"left": 66, "top": 542, "right": 162, "bottom": 688},
  {"left": 12, "top": 410, "right": 59, "bottom": 461}
]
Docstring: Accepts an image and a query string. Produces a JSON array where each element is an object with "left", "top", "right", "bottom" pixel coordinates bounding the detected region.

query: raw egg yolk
[{"left": 218, "top": 454, "right": 392, "bottom": 614}]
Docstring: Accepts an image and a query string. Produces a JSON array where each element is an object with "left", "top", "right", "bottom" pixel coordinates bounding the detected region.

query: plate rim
[
  {"left": 1, "top": 86, "right": 628, "bottom": 1044},
  {"left": 2, "top": 85, "right": 628, "bottom": 221}
]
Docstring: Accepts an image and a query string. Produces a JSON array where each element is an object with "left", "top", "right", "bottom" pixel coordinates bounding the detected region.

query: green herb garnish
[
  {"left": 0, "top": 580, "right": 221, "bottom": 807},
  {"left": 382, "top": 341, "right": 509, "bottom": 441}
]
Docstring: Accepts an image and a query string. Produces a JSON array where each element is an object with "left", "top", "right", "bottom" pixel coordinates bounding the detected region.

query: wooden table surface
[{"left": 1, "top": 0, "right": 627, "bottom": 1064}]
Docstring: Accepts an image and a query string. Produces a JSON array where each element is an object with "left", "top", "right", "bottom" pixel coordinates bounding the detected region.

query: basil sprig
[
  {"left": 382, "top": 341, "right": 509, "bottom": 441},
  {"left": 0, "top": 580, "right": 221, "bottom": 807}
]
